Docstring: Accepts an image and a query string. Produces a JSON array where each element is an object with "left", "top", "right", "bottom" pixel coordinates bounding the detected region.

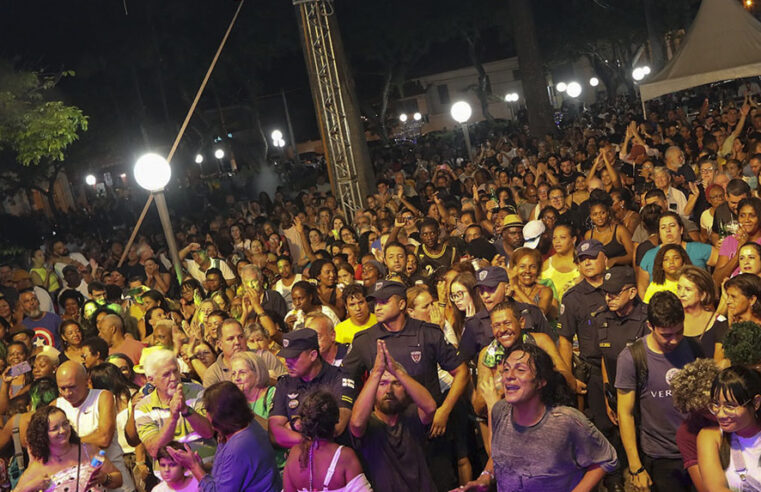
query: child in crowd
[{"left": 153, "top": 442, "right": 199, "bottom": 492}]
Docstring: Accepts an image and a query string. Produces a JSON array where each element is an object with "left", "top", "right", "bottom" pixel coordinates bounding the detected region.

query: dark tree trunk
[
  {"left": 377, "top": 66, "right": 394, "bottom": 145},
  {"left": 643, "top": 0, "right": 665, "bottom": 71},
  {"left": 465, "top": 32, "right": 494, "bottom": 122},
  {"left": 508, "top": 0, "right": 556, "bottom": 136}
]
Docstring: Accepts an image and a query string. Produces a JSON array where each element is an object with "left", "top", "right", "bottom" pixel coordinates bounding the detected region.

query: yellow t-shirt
[
  {"left": 335, "top": 314, "right": 377, "bottom": 344},
  {"left": 643, "top": 278, "right": 679, "bottom": 303}
]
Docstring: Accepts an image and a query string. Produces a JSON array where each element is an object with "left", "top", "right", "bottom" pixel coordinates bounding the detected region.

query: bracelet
[
  {"left": 479, "top": 469, "right": 494, "bottom": 481},
  {"left": 180, "top": 407, "right": 193, "bottom": 418},
  {"left": 629, "top": 465, "right": 645, "bottom": 475}
]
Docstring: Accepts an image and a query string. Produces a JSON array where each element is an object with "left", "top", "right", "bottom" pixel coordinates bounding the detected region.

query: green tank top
[{"left": 30, "top": 267, "right": 60, "bottom": 292}]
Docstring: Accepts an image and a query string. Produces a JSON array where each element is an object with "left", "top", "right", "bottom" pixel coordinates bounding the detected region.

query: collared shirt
[
  {"left": 202, "top": 350, "right": 286, "bottom": 387},
  {"left": 458, "top": 304, "right": 551, "bottom": 363},
  {"left": 342, "top": 317, "right": 461, "bottom": 402},
  {"left": 134, "top": 382, "right": 216, "bottom": 461},
  {"left": 271, "top": 362, "right": 355, "bottom": 421},
  {"left": 593, "top": 300, "right": 650, "bottom": 386},
  {"left": 558, "top": 279, "right": 607, "bottom": 364}
]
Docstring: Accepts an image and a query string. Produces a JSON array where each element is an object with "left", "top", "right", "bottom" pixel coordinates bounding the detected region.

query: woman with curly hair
[
  {"left": 669, "top": 358, "right": 721, "bottom": 492},
  {"left": 283, "top": 390, "right": 371, "bottom": 491},
  {"left": 15, "top": 406, "right": 122, "bottom": 492}
]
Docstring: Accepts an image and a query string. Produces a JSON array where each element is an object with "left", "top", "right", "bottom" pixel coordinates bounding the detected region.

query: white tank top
[{"left": 54, "top": 390, "right": 136, "bottom": 492}]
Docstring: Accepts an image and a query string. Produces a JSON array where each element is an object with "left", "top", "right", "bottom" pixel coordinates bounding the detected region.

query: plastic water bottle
[{"left": 91, "top": 450, "right": 106, "bottom": 468}]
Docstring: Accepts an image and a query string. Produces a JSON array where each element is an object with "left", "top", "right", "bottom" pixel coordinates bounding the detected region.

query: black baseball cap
[
  {"left": 367, "top": 280, "right": 406, "bottom": 301},
  {"left": 601, "top": 266, "right": 637, "bottom": 294},
  {"left": 278, "top": 329, "right": 319, "bottom": 359},
  {"left": 475, "top": 266, "right": 509, "bottom": 288},
  {"left": 576, "top": 239, "right": 605, "bottom": 259}
]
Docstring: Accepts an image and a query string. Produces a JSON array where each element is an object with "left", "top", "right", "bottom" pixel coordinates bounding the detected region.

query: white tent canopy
[{"left": 639, "top": 0, "right": 761, "bottom": 101}]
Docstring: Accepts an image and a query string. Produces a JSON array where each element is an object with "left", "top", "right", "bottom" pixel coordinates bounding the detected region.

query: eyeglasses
[
  {"left": 708, "top": 399, "right": 752, "bottom": 415},
  {"left": 449, "top": 291, "right": 466, "bottom": 302}
]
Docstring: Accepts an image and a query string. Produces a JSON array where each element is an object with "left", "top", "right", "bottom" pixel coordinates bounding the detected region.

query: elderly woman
[
  {"left": 167, "top": 382, "right": 281, "bottom": 492},
  {"left": 669, "top": 358, "right": 720, "bottom": 492},
  {"left": 14, "top": 406, "right": 122, "bottom": 492}
]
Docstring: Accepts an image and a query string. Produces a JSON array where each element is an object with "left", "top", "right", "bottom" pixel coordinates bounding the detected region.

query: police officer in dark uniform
[
  {"left": 459, "top": 266, "right": 553, "bottom": 363},
  {"left": 342, "top": 280, "right": 468, "bottom": 491},
  {"left": 557, "top": 239, "right": 607, "bottom": 419},
  {"left": 268, "top": 329, "right": 356, "bottom": 448},
  {"left": 593, "top": 266, "right": 649, "bottom": 492}
]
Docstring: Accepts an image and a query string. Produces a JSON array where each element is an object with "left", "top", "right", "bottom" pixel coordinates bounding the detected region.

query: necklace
[{"left": 421, "top": 243, "right": 445, "bottom": 258}]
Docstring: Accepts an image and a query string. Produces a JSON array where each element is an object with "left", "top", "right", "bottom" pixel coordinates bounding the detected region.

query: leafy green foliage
[
  {"left": 723, "top": 321, "right": 761, "bottom": 366},
  {"left": 0, "top": 62, "right": 88, "bottom": 166}
]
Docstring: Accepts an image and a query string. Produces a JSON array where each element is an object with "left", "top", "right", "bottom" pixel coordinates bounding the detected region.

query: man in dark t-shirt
[
  {"left": 616, "top": 291, "right": 699, "bottom": 492},
  {"left": 349, "top": 339, "right": 437, "bottom": 492}
]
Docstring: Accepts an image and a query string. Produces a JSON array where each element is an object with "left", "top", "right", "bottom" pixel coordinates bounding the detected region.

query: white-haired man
[{"left": 133, "top": 349, "right": 216, "bottom": 462}]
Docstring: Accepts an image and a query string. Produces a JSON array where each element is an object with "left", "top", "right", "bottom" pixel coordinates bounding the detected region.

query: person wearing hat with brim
[
  {"left": 591, "top": 266, "right": 647, "bottom": 492},
  {"left": 498, "top": 214, "right": 525, "bottom": 259},
  {"left": 268, "top": 329, "right": 356, "bottom": 449},
  {"left": 342, "top": 280, "right": 468, "bottom": 490}
]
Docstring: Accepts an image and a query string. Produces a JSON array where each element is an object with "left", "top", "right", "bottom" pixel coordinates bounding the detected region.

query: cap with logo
[
  {"left": 576, "top": 239, "right": 604, "bottom": 259},
  {"left": 366, "top": 280, "right": 407, "bottom": 301},
  {"left": 475, "top": 266, "right": 509, "bottom": 288},
  {"left": 278, "top": 329, "right": 320, "bottom": 359},
  {"left": 522, "top": 220, "right": 546, "bottom": 249},
  {"left": 502, "top": 214, "right": 524, "bottom": 229},
  {"left": 601, "top": 266, "right": 637, "bottom": 294},
  {"left": 362, "top": 260, "right": 388, "bottom": 278}
]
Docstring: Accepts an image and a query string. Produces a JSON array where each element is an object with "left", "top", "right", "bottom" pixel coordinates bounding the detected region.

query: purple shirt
[{"left": 22, "top": 311, "right": 62, "bottom": 350}]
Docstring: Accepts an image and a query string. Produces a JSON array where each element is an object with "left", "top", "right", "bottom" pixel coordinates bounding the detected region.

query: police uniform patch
[
  {"left": 560, "top": 304, "right": 565, "bottom": 315},
  {"left": 282, "top": 339, "right": 290, "bottom": 347},
  {"left": 288, "top": 399, "right": 299, "bottom": 409},
  {"left": 581, "top": 243, "right": 589, "bottom": 251},
  {"left": 375, "top": 281, "right": 383, "bottom": 291},
  {"left": 479, "top": 270, "right": 488, "bottom": 281},
  {"left": 410, "top": 350, "right": 422, "bottom": 363},
  {"left": 605, "top": 272, "right": 611, "bottom": 280}
]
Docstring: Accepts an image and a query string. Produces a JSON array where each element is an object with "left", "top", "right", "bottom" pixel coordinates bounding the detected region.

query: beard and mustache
[{"left": 377, "top": 392, "right": 411, "bottom": 414}]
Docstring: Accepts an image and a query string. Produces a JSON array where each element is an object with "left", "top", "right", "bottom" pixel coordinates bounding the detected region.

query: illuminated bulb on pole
[
  {"left": 450, "top": 101, "right": 472, "bottom": 123},
  {"left": 556, "top": 82, "right": 567, "bottom": 93},
  {"left": 271, "top": 130, "right": 283, "bottom": 142},
  {"left": 195, "top": 154, "right": 203, "bottom": 164},
  {"left": 134, "top": 153, "right": 171, "bottom": 192},
  {"left": 566, "top": 82, "right": 582, "bottom": 98},
  {"left": 413, "top": 112, "right": 422, "bottom": 121},
  {"left": 642, "top": 66, "right": 651, "bottom": 75},
  {"left": 85, "top": 174, "right": 96, "bottom": 186},
  {"left": 589, "top": 77, "right": 599, "bottom": 87},
  {"left": 214, "top": 148, "right": 225, "bottom": 159},
  {"left": 399, "top": 113, "right": 408, "bottom": 122},
  {"left": 632, "top": 67, "right": 645, "bottom": 81}
]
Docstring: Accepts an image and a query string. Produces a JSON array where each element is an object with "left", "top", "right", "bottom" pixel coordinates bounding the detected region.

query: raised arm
[{"left": 293, "top": 216, "right": 316, "bottom": 262}]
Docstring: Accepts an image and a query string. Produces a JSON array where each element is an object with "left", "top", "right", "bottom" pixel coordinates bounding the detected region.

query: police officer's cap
[
  {"left": 475, "top": 266, "right": 509, "bottom": 288},
  {"left": 576, "top": 239, "right": 604, "bottom": 259},
  {"left": 278, "top": 329, "right": 319, "bottom": 358},
  {"left": 366, "top": 280, "right": 407, "bottom": 301},
  {"left": 601, "top": 266, "right": 636, "bottom": 294}
]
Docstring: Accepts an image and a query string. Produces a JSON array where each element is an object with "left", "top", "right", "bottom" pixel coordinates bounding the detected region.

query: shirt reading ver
[{"left": 615, "top": 338, "right": 698, "bottom": 459}]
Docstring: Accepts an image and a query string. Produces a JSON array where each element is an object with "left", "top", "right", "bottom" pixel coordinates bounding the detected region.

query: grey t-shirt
[
  {"left": 615, "top": 338, "right": 697, "bottom": 458},
  {"left": 491, "top": 402, "right": 617, "bottom": 491}
]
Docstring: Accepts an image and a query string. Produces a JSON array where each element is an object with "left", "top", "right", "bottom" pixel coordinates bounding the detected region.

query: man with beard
[
  {"left": 19, "top": 288, "right": 62, "bottom": 350},
  {"left": 349, "top": 339, "right": 437, "bottom": 492}
]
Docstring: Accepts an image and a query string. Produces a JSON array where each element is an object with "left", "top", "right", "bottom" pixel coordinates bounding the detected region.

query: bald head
[
  {"left": 56, "top": 360, "right": 89, "bottom": 407},
  {"left": 99, "top": 314, "right": 124, "bottom": 346}
]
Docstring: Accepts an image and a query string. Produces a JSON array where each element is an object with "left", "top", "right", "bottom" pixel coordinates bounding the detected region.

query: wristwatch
[{"left": 180, "top": 406, "right": 193, "bottom": 418}]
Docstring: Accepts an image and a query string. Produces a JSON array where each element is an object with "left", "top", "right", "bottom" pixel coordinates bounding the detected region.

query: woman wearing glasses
[{"left": 697, "top": 366, "right": 761, "bottom": 491}]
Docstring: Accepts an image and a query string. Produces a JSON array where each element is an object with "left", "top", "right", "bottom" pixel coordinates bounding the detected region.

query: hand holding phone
[{"left": 9, "top": 361, "right": 32, "bottom": 378}]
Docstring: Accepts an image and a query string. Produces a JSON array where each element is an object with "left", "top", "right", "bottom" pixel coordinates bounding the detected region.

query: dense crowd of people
[{"left": 2, "top": 82, "right": 761, "bottom": 492}]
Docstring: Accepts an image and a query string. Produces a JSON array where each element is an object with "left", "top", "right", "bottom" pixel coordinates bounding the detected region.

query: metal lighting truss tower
[{"left": 294, "top": 0, "right": 374, "bottom": 219}]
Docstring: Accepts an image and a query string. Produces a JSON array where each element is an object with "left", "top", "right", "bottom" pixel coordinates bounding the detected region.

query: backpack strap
[
  {"left": 11, "top": 413, "right": 23, "bottom": 471},
  {"left": 629, "top": 338, "right": 648, "bottom": 393}
]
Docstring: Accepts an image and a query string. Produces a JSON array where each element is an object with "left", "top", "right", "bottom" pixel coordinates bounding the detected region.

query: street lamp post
[
  {"left": 133, "top": 153, "right": 183, "bottom": 284},
  {"left": 450, "top": 101, "right": 473, "bottom": 159}
]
